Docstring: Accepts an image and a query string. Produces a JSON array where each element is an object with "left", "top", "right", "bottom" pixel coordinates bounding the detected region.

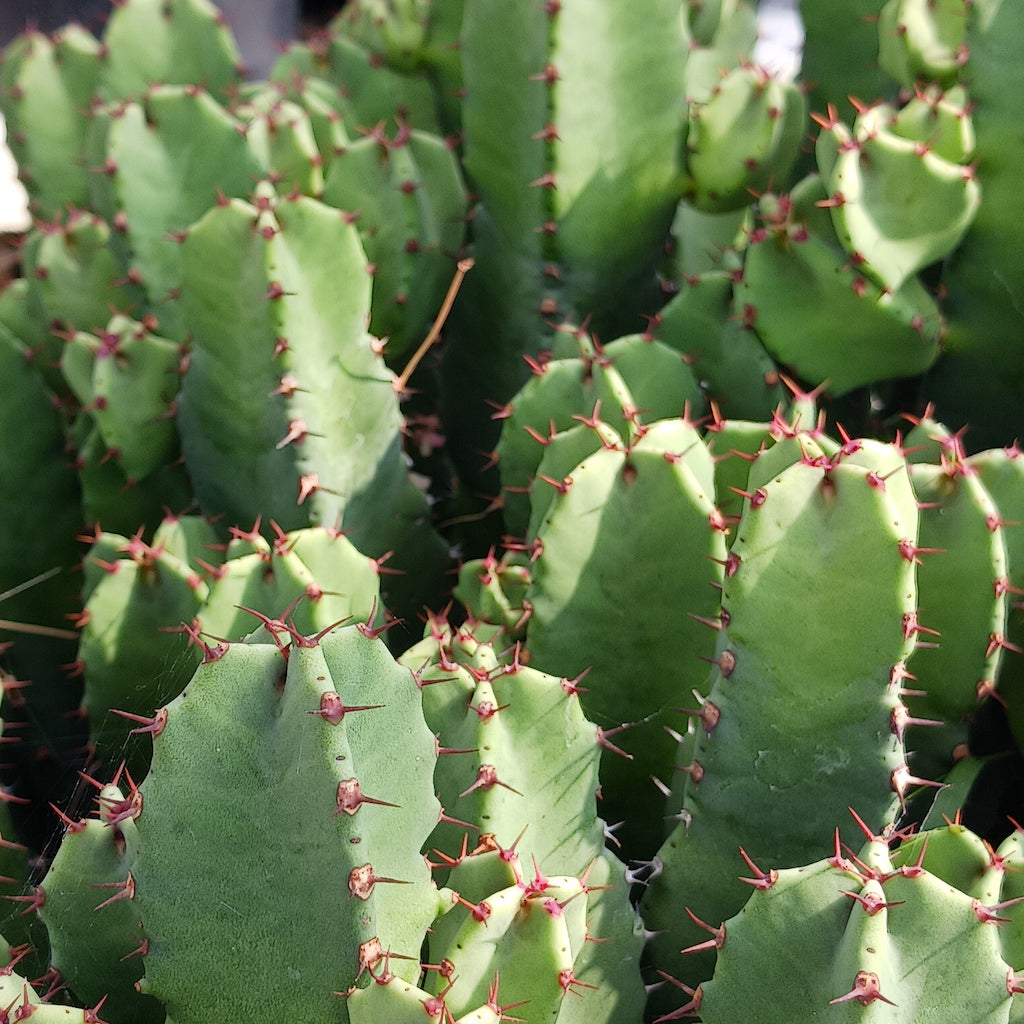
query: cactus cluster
[{"left": 1, "top": 0, "right": 1023, "bottom": 1022}]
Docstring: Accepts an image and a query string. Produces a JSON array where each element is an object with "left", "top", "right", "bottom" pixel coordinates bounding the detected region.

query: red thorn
[
  {"left": 120, "top": 931, "right": 150, "bottom": 962},
  {"left": 902, "top": 611, "right": 940, "bottom": 642},
  {"left": 460, "top": 764, "right": 522, "bottom": 798},
  {"left": 898, "top": 538, "right": 945, "bottom": 564},
  {"left": 689, "top": 611, "right": 726, "bottom": 631},
  {"left": 890, "top": 703, "right": 942, "bottom": 741},
  {"left": 308, "top": 692, "right": 384, "bottom": 725},
  {"left": 596, "top": 723, "right": 634, "bottom": 760},
  {"left": 676, "top": 698, "right": 721, "bottom": 735},
  {"left": 83, "top": 995, "right": 110, "bottom": 1023},
  {"left": 485, "top": 971, "right": 530, "bottom": 1021},
  {"left": 829, "top": 971, "right": 897, "bottom": 1006},
  {"left": 558, "top": 968, "right": 597, "bottom": 998},
  {"left": 846, "top": 806, "right": 886, "bottom": 844},
  {"left": 4, "top": 886, "right": 44, "bottom": 915},
  {"left": 674, "top": 760, "right": 705, "bottom": 786},
  {"left": 561, "top": 667, "right": 590, "bottom": 696},
  {"left": 729, "top": 485, "right": 768, "bottom": 507},
  {"left": 179, "top": 620, "right": 230, "bottom": 662},
  {"left": 679, "top": 907, "right": 725, "bottom": 954},
  {"left": 651, "top": 973, "right": 703, "bottom": 1021},
  {"left": 891, "top": 764, "right": 946, "bottom": 810},
  {"left": 840, "top": 888, "right": 905, "bottom": 915},
  {"left": 357, "top": 615, "right": 405, "bottom": 641},
  {"left": 347, "top": 864, "right": 409, "bottom": 900},
  {"left": 110, "top": 707, "right": 167, "bottom": 737},
  {"left": 468, "top": 699, "right": 510, "bottom": 721},
  {"left": 419, "top": 956, "right": 456, "bottom": 982},
  {"left": 737, "top": 847, "right": 778, "bottom": 890},
  {"left": 987, "top": 633, "right": 1023, "bottom": 658},
  {"left": 99, "top": 774, "right": 142, "bottom": 826},
  {"left": 49, "top": 803, "right": 87, "bottom": 834},
  {"left": 896, "top": 834, "right": 930, "bottom": 878},
  {"left": 451, "top": 890, "right": 492, "bottom": 923},
  {"left": 973, "top": 895, "right": 1024, "bottom": 925},
  {"left": 335, "top": 778, "right": 399, "bottom": 816},
  {"left": 91, "top": 872, "right": 135, "bottom": 910}
]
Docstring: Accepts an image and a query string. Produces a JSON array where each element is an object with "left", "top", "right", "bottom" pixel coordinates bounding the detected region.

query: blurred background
[
  {"left": 0, "top": 0, "right": 802, "bottom": 233},
  {"left": 0, "top": 0, "right": 347, "bottom": 76}
]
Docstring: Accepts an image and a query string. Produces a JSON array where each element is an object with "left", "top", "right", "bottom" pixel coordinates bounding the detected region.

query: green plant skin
[
  {"left": 523, "top": 416, "right": 726, "bottom": 860},
  {"left": 923, "top": 0, "right": 1024, "bottom": 449},
  {"left": 494, "top": 333, "right": 702, "bottom": 540},
  {"left": 643, "top": 450, "right": 918, "bottom": 1009},
  {"left": 320, "top": 127, "right": 468, "bottom": 363},
  {"left": 698, "top": 825, "right": 1014, "bottom": 1024},
  {"left": 38, "top": 786, "right": 165, "bottom": 1024},
  {"left": 0, "top": 25, "right": 102, "bottom": 219},
  {"left": 78, "top": 534, "right": 205, "bottom": 780},
  {"left": 98, "top": 0, "right": 242, "bottom": 104},
  {"left": 440, "top": 0, "right": 687, "bottom": 501},
  {"left": 130, "top": 625, "right": 445, "bottom": 1023}
]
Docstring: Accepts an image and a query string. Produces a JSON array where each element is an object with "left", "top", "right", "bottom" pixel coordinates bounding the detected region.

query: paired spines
[
  {"left": 75, "top": 514, "right": 386, "bottom": 777},
  {"left": 641, "top": 443, "right": 920, "bottom": 1006},
  {"left": 696, "top": 814, "right": 1016, "bottom": 1023},
  {"left": 128, "top": 623, "right": 443, "bottom": 1022}
]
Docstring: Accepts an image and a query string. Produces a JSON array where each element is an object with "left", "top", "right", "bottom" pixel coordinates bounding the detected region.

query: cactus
[
  {"left": 60, "top": 315, "right": 183, "bottom": 485},
  {"left": 76, "top": 529, "right": 206, "bottom": 779},
  {"left": 0, "top": 964, "right": 112, "bottom": 1022},
  {"left": 320, "top": 122, "right": 468, "bottom": 363},
  {"left": 923, "top": 0, "right": 1024, "bottom": 449},
  {"left": 37, "top": 778, "right": 165, "bottom": 1023},
  {"left": 439, "top": 0, "right": 689, "bottom": 498},
  {"left": 684, "top": 63, "right": 805, "bottom": 214},
  {"left": 400, "top": 620, "right": 648, "bottom": 1021},
  {"left": 694, "top": 813, "right": 1017, "bottom": 1024},
  {"left": 0, "top": 25, "right": 102, "bottom": 219},
  {"left": 641, "top": 438, "right": 920, "bottom": 1009},
  {"left": 895, "top": 420, "right": 1014, "bottom": 783},
  {"left": 76, "top": 516, "right": 389, "bottom": 779},
  {"left": 103, "top": 622, "right": 442, "bottom": 1023},
  {"left": 3, "top": 0, "right": 1024, "bottom": 1020},
  {"left": 521, "top": 408, "right": 726, "bottom": 858}
]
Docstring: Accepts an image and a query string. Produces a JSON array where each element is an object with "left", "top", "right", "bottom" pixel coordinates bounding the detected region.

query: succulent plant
[{"left": 1, "top": 0, "right": 1024, "bottom": 1021}]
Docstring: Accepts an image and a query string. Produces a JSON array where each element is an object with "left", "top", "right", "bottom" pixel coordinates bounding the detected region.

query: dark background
[{"left": 0, "top": 0, "right": 347, "bottom": 78}]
